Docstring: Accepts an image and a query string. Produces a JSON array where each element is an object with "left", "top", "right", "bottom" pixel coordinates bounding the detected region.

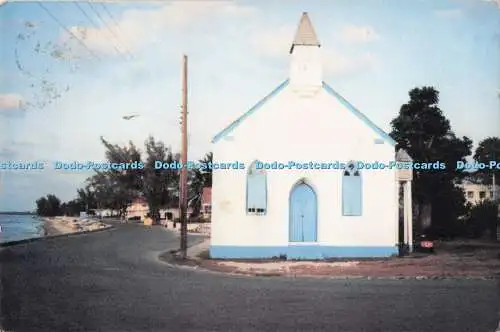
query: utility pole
[
  {"left": 493, "top": 149, "right": 497, "bottom": 201},
  {"left": 179, "top": 55, "right": 189, "bottom": 259},
  {"left": 494, "top": 88, "right": 499, "bottom": 203}
]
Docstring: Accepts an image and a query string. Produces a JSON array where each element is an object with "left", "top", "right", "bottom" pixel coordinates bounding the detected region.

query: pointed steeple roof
[{"left": 290, "top": 12, "right": 321, "bottom": 53}]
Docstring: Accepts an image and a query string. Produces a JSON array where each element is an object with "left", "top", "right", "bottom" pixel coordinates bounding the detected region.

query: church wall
[{"left": 210, "top": 84, "right": 399, "bottom": 259}]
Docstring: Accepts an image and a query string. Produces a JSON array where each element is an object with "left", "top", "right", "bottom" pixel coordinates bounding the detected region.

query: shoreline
[
  {"left": 0, "top": 216, "right": 112, "bottom": 248},
  {"left": 42, "top": 216, "right": 109, "bottom": 236}
]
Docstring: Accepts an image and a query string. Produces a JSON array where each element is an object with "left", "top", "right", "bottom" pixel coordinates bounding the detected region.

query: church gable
[
  {"left": 322, "top": 82, "right": 396, "bottom": 146},
  {"left": 212, "top": 80, "right": 396, "bottom": 146},
  {"left": 212, "top": 80, "right": 289, "bottom": 143},
  {"left": 212, "top": 12, "right": 395, "bottom": 147}
]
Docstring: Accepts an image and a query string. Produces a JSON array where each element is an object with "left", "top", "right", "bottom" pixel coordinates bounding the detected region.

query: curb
[
  {"left": 0, "top": 225, "right": 115, "bottom": 247},
  {"left": 157, "top": 251, "right": 499, "bottom": 280}
]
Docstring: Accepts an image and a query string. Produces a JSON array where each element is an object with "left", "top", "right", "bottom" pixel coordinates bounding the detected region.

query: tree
[
  {"left": 36, "top": 194, "right": 62, "bottom": 217},
  {"left": 390, "top": 87, "right": 472, "bottom": 234},
  {"left": 60, "top": 199, "right": 84, "bottom": 217},
  {"left": 142, "top": 136, "right": 180, "bottom": 224},
  {"left": 474, "top": 137, "right": 500, "bottom": 185},
  {"left": 77, "top": 186, "right": 97, "bottom": 213},
  {"left": 36, "top": 196, "right": 48, "bottom": 216},
  {"left": 466, "top": 200, "right": 499, "bottom": 240},
  {"left": 188, "top": 152, "right": 213, "bottom": 216},
  {"left": 98, "top": 136, "right": 144, "bottom": 218}
]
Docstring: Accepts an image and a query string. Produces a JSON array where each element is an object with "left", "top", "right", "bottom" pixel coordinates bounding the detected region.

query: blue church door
[{"left": 289, "top": 182, "right": 317, "bottom": 242}]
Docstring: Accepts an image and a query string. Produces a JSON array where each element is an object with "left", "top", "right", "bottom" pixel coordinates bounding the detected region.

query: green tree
[
  {"left": 466, "top": 200, "right": 499, "bottom": 240},
  {"left": 98, "top": 136, "right": 144, "bottom": 218},
  {"left": 473, "top": 137, "right": 500, "bottom": 186},
  {"left": 143, "top": 136, "right": 180, "bottom": 223},
  {"left": 35, "top": 196, "right": 48, "bottom": 216},
  {"left": 36, "top": 194, "right": 62, "bottom": 217},
  {"left": 390, "top": 87, "right": 472, "bottom": 235},
  {"left": 60, "top": 199, "right": 84, "bottom": 217},
  {"left": 77, "top": 186, "right": 97, "bottom": 213},
  {"left": 188, "top": 152, "right": 213, "bottom": 216}
]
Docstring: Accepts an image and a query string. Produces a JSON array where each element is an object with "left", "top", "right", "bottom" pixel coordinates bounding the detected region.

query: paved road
[{"left": 1, "top": 222, "right": 499, "bottom": 332}]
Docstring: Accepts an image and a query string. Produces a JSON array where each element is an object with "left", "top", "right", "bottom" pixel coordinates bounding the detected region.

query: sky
[{"left": 0, "top": 0, "right": 499, "bottom": 211}]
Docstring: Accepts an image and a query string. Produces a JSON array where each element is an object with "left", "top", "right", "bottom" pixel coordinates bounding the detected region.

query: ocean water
[{"left": 0, "top": 214, "right": 44, "bottom": 243}]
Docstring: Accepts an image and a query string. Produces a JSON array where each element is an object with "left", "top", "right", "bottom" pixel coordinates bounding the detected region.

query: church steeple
[
  {"left": 290, "top": 12, "right": 321, "bottom": 54},
  {"left": 289, "top": 12, "right": 322, "bottom": 91}
]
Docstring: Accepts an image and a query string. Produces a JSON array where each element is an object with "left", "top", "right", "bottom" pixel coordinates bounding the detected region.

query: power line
[
  {"left": 98, "top": 2, "right": 136, "bottom": 60},
  {"left": 99, "top": 3, "right": 120, "bottom": 29},
  {"left": 36, "top": 2, "right": 100, "bottom": 61},
  {"left": 86, "top": 2, "right": 134, "bottom": 60},
  {"left": 73, "top": 2, "right": 128, "bottom": 61},
  {"left": 102, "top": 2, "right": 173, "bottom": 61}
]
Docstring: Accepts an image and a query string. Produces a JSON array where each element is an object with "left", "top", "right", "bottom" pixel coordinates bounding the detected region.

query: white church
[{"left": 209, "top": 12, "right": 414, "bottom": 260}]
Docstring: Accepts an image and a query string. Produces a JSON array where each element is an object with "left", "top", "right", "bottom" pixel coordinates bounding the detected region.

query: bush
[
  {"left": 188, "top": 216, "right": 208, "bottom": 223},
  {"left": 464, "top": 200, "right": 499, "bottom": 239}
]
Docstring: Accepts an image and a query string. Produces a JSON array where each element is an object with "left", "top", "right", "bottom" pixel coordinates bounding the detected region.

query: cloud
[
  {"left": 250, "top": 24, "right": 295, "bottom": 58},
  {"left": 65, "top": 1, "right": 258, "bottom": 55},
  {"left": 338, "top": 25, "right": 380, "bottom": 43},
  {"left": 433, "top": 9, "right": 463, "bottom": 18},
  {"left": 323, "top": 51, "right": 377, "bottom": 75},
  {"left": 250, "top": 25, "right": 377, "bottom": 75},
  {"left": 0, "top": 148, "right": 17, "bottom": 159},
  {"left": 482, "top": 0, "right": 500, "bottom": 9},
  {"left": 0, "top": 93, "right": 23, "bottom": 110}
]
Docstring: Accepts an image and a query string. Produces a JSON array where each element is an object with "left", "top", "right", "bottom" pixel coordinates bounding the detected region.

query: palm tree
[{"left": 188, "top": 152, "right": 212, "bottom": 216}]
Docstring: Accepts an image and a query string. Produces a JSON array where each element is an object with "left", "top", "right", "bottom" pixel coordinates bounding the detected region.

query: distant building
[
  {"left": 126, "top": 198, "right": 148, "bottom": 220},
  {"left": 458, "top": 181, "right": 499, "bottom": 205},
  {"left": 94, "top": 209, "right": 118, "bottom": 218},
  {"left": 126, "top": 197, "right": 195, "bottom": 221},
  {"left": 201, "top": 187, "right": 212, "bottom": 219}
]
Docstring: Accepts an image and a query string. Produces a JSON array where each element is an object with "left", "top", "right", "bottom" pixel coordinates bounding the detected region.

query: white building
[
  {"left": 209, "top": 12, "right": 413, "bottom": 260},
  {"left": 458, "top": 181, "right": 499, "bottom": 205}
]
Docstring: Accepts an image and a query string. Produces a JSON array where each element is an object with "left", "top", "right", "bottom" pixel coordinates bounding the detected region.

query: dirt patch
[
  {"left": 196, "top": 242, "right": 500, "bottom": 278},
  {"left": 162, "top": 240, "right": 500, "bottom": 279},
  {"left": 199, "top": 255, "right": 500, "bottom": 278}
]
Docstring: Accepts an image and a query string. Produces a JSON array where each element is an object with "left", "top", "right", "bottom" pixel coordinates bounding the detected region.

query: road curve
[{"left": 1, "top": 222, "right": 499, "bottom": 332}]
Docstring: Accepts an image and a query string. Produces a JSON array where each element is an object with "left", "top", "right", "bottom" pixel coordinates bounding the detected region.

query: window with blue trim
[
  {"left": 247, "top": 161, "right": 267, "bottom": 215},
  {"left": 342, "top": 161, "right": 362, "bottom": 216}
]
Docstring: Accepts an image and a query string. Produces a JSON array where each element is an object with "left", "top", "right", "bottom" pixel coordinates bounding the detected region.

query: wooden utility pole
[
  {"left": 179, "top": 55, "right": 189, "bottom": 259},
  {"left": 494, "top": 88, "right": 499, "bottom": 203}
]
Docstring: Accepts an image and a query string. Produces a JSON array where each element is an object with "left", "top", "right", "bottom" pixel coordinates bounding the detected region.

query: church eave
[
  {"left": 322, "top": 82, "right": 397, "bottom": 146},
  {"left": 289, "top": 43, "right": 321, "bottom": 54}
]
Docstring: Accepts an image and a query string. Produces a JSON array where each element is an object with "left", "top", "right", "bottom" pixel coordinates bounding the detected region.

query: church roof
[
  {"left": 211, "top": 80, "right": 397, "bottom": 146},
  {"left": 290, "top": 12, "right": 321, "bottom": 53},
  {"left": 212, "top": 79, "right": 289, "bottom": 143},
  {"left": 322, "top": 83, "right": 397, "bottom": 146}
]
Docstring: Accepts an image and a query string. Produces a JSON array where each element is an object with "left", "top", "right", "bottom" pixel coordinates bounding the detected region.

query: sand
[{"left": 43, "top": 217, "right": 109, "bottom": 236}]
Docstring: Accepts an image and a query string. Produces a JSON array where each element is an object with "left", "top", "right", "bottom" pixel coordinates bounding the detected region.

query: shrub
[
  {"left": 464, "top": 200, "right": 499, "bottom": 240},
  {"left": 188, "top": 215, "right": 208, "bottom": 223}
]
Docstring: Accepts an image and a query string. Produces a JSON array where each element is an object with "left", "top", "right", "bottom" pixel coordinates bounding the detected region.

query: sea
[{"left": 0, "top": 214, "right": 44, "bottom": 243}]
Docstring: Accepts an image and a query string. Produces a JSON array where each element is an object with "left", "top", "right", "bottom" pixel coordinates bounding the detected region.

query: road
[{"left": 1, "top": 221, "right": 499, "bottom": 332}]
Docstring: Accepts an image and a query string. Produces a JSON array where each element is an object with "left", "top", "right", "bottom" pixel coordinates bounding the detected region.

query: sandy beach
[{"left": 43, "top": 216, "right": 109, "bottom": 236}]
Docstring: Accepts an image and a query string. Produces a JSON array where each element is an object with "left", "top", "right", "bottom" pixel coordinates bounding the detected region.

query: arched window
[
  {"left": 247, "top": 161, "right": 267, "bottom": 215},
  {"left": 342, "top": 161, "right": 362, "bottom": 216}
]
